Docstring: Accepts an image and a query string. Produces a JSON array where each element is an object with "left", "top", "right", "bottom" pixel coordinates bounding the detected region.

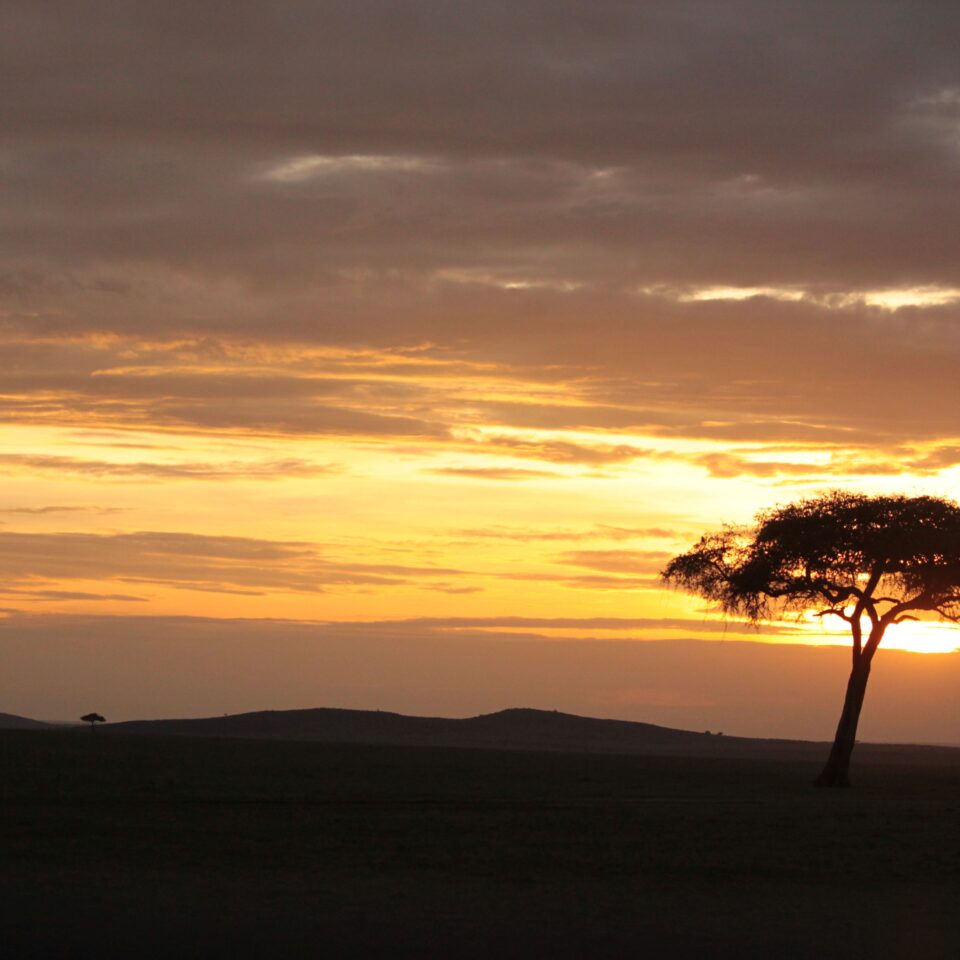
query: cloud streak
[
  {"left": 0, "top": 530, "right": 466, "bottom": 595},
  {"left": 0, "top": 454, "right": 341, "bottom": 481}
]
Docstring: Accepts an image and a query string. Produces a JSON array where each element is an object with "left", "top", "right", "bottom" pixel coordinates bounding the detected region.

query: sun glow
[
  {"left": 876, "top": 621, "right": 960, "bottom": 655},
  {"left": 794, "top": 611, "right": 960, "bottom": 655}
]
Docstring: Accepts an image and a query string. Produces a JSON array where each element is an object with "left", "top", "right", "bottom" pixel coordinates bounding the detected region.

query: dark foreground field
[{"left": 3, "top": 730, "right": 960, "bottom": 959}]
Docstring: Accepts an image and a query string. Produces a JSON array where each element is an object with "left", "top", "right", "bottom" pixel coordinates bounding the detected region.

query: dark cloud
[
  {"left": 2, "top": 2, "right": 960, "bottom": 455},
  {"left": 5, "top": 2, "right": 960, "bottom": 182}
]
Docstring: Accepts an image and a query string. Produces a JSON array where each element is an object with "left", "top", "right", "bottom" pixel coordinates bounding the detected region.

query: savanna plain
[{"left": 3, "top": 728, "right": 960, "bottom": 958}]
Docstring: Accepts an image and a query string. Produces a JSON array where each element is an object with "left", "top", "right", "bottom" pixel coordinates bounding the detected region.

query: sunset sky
[{"left": 3, "top": 2, "right": 960, "bottom": 738}]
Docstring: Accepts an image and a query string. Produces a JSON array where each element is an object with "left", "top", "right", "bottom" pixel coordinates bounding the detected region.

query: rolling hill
[
  {"left": 0, "top": 712, "right": 51, "bottom": 730},
  {"left": 100, "top": 706, "right": 960, "bottom": 764}
]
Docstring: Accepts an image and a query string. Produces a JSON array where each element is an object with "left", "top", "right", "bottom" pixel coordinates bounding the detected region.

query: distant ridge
[
  {"left": 108, "top": 706, "right": 739, "bottom": 754},
  {"left": 0, "top": 712, "right": 51, "bottom": 730},
  {"left": 99, "top": 707, "right": 960, "bottom": 764}
]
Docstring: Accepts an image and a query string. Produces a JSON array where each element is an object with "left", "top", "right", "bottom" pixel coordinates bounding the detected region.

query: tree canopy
[{"left": 662, "top": 491, "right": 960, "bottom": 643}]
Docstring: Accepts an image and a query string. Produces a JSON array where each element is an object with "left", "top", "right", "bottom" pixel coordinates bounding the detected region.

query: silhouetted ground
[{"left": 3, "top": 729, "right": 960, "bottom": 958}]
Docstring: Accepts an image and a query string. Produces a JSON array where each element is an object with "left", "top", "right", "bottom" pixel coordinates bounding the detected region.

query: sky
[{"left": 2, "top": 2, "right": 960, "bottom": 738}]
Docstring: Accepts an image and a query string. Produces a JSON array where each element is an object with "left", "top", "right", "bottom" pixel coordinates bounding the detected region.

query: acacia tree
[
  {"left": 661, "top": 491, "right": 960, "bottom": 787},
  {"left": 80, "top": 712, "right": 105, "bottom": 730}
]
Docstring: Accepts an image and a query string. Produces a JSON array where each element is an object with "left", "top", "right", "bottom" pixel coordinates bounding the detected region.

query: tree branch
[
  {"left": 815, "top": 608, "right": 852, "bottom": 623},
  {"left": 864, "top": 591, "right": 936, "bottom": 658},
  {"left": 845, "top": 565, "right": 882, "bottom": 659}
]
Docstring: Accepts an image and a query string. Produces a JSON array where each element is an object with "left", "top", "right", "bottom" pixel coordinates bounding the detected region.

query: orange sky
[{"left": 3, "top": 3, "right": 960, "bottom": 735}]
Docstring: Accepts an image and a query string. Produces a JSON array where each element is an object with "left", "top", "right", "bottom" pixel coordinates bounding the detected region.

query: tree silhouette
[
  {"left": 661, "top": 491, "right": 960, "bottom": 787},
  {"left": 80, "top": 712, "right": 106, "bottom": 730}
]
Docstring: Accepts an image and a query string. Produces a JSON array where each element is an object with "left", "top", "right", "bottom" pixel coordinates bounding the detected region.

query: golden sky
[{"left": 3, "top": 3, "right": 960, "bottom": 734}]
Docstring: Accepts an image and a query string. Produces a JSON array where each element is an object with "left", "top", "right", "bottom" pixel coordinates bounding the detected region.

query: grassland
[{"left": 3, "top": 729, "right": 960, "bottom": 958}]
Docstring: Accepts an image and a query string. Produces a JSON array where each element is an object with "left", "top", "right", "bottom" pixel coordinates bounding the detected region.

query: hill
[
  {"left": 0, "top": 712, "right": 50, "bottom": 730},
  {"left": 102, "top": 706, "right": 960, "bottom": 764}
]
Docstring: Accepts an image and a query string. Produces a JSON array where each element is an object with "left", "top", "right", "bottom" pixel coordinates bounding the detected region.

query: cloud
[
  {"left": 0, "top": 454, "right": 341, "bottom": 481},
  {"left": 478, "top": 436, "right": 654, "bottom": 465},
  {"left": 5, "top": 3, "right": 958, "bottom": 186},
  {"left": 0, "top": 529, "right": 466, "bottom": 595},
  {"left": 0, "top": 505, "right": 124, "bottom": 515},
  {"left": 0, "top": 588, "right": 147, "bottom": 602},
  {"left": 692, "top": 445, "right": 960, "bottom": 480},
  {"left": 426, "top": 467, "right": 557, "bottom": 481},
  {"left": 418, "top": 584, "right": 485, "bottom": 595},
  {"left": 0, "top": 5, "right": 959, "bottom": 457},
  {"left": 503, "top": 572, "right": 657, "bottom": 590},
  {"left": 449, "top": 525, "right": 680, "bottom": 542},
  {"left": 323, "top": 615, "right": 800, "bottom": 635},
  {"left": 558, "top": 550, "right": 674, "bottom": 574},
  {"left": 0, "top": 338, "right": 448, "bottom": 439}
]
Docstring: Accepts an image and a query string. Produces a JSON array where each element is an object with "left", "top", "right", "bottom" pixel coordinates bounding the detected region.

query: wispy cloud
[
  {"left": 0, "top": 454, "right": 341, "bottom": 481},
  {"left": 0, "top": 530, "right": 466, "bottom": 595},
  {"left": 0, "top": 588, "right": 147, "bottom": 602},
  {"left": 321, "top": 615, "right": 802, "bottom": 636},
  {"left": 426, "top": 466, "right": 557, "bottom": 481},
  {"left": 450, "top": 525, "right": 680, "bottom": 542},
  {"left": 478, "top": 435, "right": 654, "bottom": 465},
  {"left": 502, "top": 572, "right": 657, "bottom": 590},
  {"left": 558, "top": 550, "right": 674, "bottom": 574},
  {"left": 0, "top": 505, "right": 125, "bottom": 515}
]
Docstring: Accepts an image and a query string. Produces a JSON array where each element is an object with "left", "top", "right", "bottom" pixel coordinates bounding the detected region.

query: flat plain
[{"left": 3, "top": 728, "right": 960, "bottom": 959}]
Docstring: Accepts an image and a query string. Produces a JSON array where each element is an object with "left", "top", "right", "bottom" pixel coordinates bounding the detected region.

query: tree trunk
[{"left": 814, "top": 655, "right": 872, "bottom": 788}]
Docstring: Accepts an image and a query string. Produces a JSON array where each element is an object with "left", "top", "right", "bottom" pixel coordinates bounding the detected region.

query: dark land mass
[
  {"left": 105, "top": 705, "right": 960, "bottom": 766},
  {"left": 3, "top": 724, "right": 960, "bottom": 959},
  {"left": 0, "top": 711, "right": 50, "bottom": 730}
]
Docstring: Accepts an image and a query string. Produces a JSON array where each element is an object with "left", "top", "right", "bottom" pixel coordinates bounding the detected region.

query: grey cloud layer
[
  {"left": 3, "top": 3, "right": 960, "bottom": 450},
  {"left": 6, "top": 2, "right": 960, "bottom": 178}
]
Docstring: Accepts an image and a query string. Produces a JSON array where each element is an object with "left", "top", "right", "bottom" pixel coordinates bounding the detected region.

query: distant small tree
[
  {"left": 80, "top": 712, "right": 106, "bottom": 730},
  {"left": 661, "top": 491, "right": 960, "bottom": 787}
]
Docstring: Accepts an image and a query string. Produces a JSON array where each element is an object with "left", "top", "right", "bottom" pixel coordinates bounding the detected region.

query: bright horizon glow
[{"left": 792, "top": 615, "right": 960, "bottom": 656}]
